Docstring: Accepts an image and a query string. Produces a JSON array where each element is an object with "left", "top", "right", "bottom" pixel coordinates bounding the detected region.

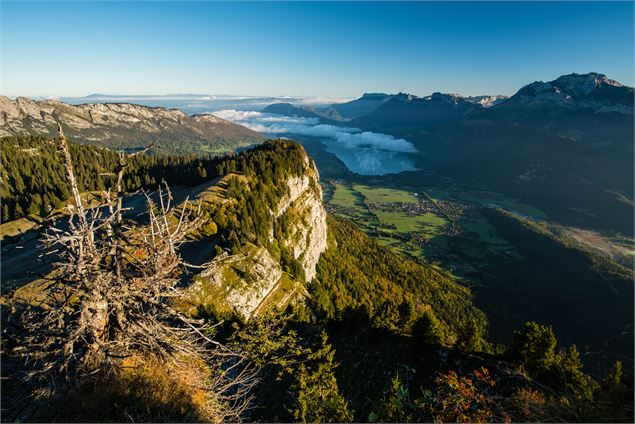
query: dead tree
[{"left": 18, "top": 126, "right": 257, "bottom": 421}]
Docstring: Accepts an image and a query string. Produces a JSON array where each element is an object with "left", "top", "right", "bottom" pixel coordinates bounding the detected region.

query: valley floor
[{"left": 289, "top": 135, "right": 634, "bottom": 374}]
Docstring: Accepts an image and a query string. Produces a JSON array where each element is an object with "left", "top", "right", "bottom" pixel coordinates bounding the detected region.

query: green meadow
[
  {"left": 326, "top": 181, "right": 521, "bottom": 269},
  {"left": 353, "top": 184, "right": 419, "bottom": 204}
]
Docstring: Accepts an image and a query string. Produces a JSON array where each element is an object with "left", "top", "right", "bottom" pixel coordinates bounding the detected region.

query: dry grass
[
  {"left": 0, "top": 216, "right": 40, "bottom": 239},
  {"left": 196, "top": 173, "right": 248, "bottom": 205},
  {"left": 52, "top": 354, "right": 220, "bottom": 422}
]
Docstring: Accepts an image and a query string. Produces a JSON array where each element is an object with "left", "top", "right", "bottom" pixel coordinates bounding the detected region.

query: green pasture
[{"left": 353, "top": 184, "right": 419, "bottom": 204}]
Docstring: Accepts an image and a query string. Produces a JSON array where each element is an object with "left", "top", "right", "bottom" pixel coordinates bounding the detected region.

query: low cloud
[
  {"left": 213, "top": 110, "right": 417, "bottom": 154},
  {"left": 335, "top": 131, "right": 417, "bottom": 153}
]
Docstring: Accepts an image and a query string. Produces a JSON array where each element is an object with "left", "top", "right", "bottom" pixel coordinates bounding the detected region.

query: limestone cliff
[
  {"left": 183, "top": 244, "right": 295, "bottom": 320},
  {"left": 274, "top": 156, "right": 328, "bottom": 282},
  {"left": 181, "top": 149, "right": 327, "bottom": 320}
]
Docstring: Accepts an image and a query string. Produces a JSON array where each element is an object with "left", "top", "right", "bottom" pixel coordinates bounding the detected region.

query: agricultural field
[
  {"left": 329, "top": 183, "right": 365, "bottom": 208},
  {"left": 373, "top": 210, "right": 446, "bottom": 237},
  {"left": 353, "top": 184, "right": 419, "bottom": 204},
  {"left": 324, "top": 182, "right": 378, "bottom": 229},
  {"left": 324, "top": 181, "right": 525, "bottom": 278}
]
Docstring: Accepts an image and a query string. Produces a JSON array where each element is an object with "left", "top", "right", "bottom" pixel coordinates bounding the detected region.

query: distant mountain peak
[
  {"left": 518, "top": 72, "right": 630, "bottom": 96},
  {"left": 328, "top": 93, "right": 408, "bottom": 120},
  {"left": 360, "top": 92, "right": 391, "bottom": 99},
  {"left": 428, "top": 92, "right": 463, "bottom": 102},
  {"left": 506, "top": 72, "right": 633, "bottom": 114},
  {"left": 466, "top": 95, "right": 508, "bottom": 107},
  {"left": 552, "top": 72, "right": 625, "bottom": 95},
  {"left": 394, "top": 92, "right": 418, "bottom": 101}
]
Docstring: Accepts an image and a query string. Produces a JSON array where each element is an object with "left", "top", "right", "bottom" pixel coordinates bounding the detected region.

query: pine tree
[
  {"left": 289, "top": 333, "right": 352, "bottom": 423},
  {"left": 558, "top": 345, "right": 596, "bottom": 400},
  {"left": 510, "top": 321, "right": 557, "bottom": 374},
  {"left": 412, "top": 309, "right": 444, "bottom": 345}
]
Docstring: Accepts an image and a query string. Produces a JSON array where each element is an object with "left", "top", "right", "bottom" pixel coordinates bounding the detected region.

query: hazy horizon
[{"left": 6, "top": 66, "right": 632, "bottom": 104}]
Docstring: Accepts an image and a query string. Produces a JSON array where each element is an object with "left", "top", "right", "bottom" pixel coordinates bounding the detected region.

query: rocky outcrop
[
  {"left": 0, "top": 96, "right": 264, "bottom": 154},
  {"left": 182, "top": 153, "right": 327, "bottom": 320},
  {"left": 182, "top": 244, "right": 283, "bottom": 320},
  {"left": 465, "top": 95, "right": 508, "bottom": 108},
  {"left": 275, "top": 161, "right": 328, "bottom": 282}
]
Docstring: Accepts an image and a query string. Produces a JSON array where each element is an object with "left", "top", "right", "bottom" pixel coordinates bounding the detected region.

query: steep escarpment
[
  {"left": 274, "top": 168, "right": 328, "bottom": 282},
  {"left": 1, "top": 139, "right": 327, "bottom": 322},
  {"left": 2, "top": 137, "right": 480, "bottom": 335},
  {"left": 180, "top": 141, "right": 328, "bottom": 320},
  {"left": 0, "top": 96, "right": 264, "bottom": 154}
]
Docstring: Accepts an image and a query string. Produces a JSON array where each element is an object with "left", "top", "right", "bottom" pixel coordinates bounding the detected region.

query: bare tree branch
[{"left": 17, "top": 132, "right": 256, "bottom": 422}]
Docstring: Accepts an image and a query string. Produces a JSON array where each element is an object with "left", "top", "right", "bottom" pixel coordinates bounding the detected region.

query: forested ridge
[
  {"left": 183, "top": 139, "right": 484, "bottom": 343},
  {"left": 1, "top": 136, "right": 222, "bottom": 221},
  {"left": 478, "top": 208, "right": 634, "bottom": 365}
]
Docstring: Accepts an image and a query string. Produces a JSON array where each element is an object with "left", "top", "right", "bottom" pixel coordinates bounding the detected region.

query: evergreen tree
[
  {"left": 412, "top": 309, "right": 444, "bottom": 345},
  {"left": 289, "top": 333, "right": 352, "bottom": 423},
  {"left": 510, "top": 321, "right": 557, "bottom": 374},
  {"left": 455, "top": 319, "right": 486, "bottom": 353},
  {"left": 397, "top": 298, "right": 416, "bottom": 331},
  {"left": 1, "top": 136, "right": 223, "bottom": 222},
  {"left": 557, "top": 345, "right": 596, "bottom": 400}
]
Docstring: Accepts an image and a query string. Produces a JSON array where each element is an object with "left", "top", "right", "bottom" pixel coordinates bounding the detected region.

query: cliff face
[
  {"left": 0, "top": 96, "right": 264, "bottom": 154},
  {"left": 182, "top": 153, "right": 327, "bottom": 320},
  {"left": 274, "top": 157, "right": 328, "bottom": 282}
]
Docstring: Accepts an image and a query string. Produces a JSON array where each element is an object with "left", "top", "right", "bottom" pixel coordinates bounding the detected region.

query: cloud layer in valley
[{"left": 213, "top": 110, "right": 417, "bottom": 154}]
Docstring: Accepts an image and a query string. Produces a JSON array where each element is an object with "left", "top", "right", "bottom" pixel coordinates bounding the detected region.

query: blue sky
[{"left": 1, "top": 1, "right": 633, "bottom": 98}]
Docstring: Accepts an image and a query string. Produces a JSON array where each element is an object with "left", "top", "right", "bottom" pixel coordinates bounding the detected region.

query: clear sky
[{"left": 1, "top": 1, "right": 633, "bottom": 98}]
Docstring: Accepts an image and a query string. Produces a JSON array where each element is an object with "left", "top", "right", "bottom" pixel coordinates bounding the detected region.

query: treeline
[{"left": 1, "top": 136, "right": 222, "bottom": 221}]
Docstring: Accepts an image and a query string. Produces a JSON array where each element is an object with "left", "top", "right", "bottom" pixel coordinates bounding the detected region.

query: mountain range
[
  {"left": 0, "top": 96, "right": 264, "bottom": 155},
  {"left": 266, "top": 72, "right": 632, "bottom": 131},
  {"left": 1, "top": 72, "right": 632, "bottom": 234},
  {"left": 266, "top": 72, "right": 634, "bottom": 235}
]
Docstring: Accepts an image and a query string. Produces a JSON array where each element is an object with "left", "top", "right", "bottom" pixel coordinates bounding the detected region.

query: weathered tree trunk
[{"left": 57, "top": 124, "right": 87, "bottom": 226}]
